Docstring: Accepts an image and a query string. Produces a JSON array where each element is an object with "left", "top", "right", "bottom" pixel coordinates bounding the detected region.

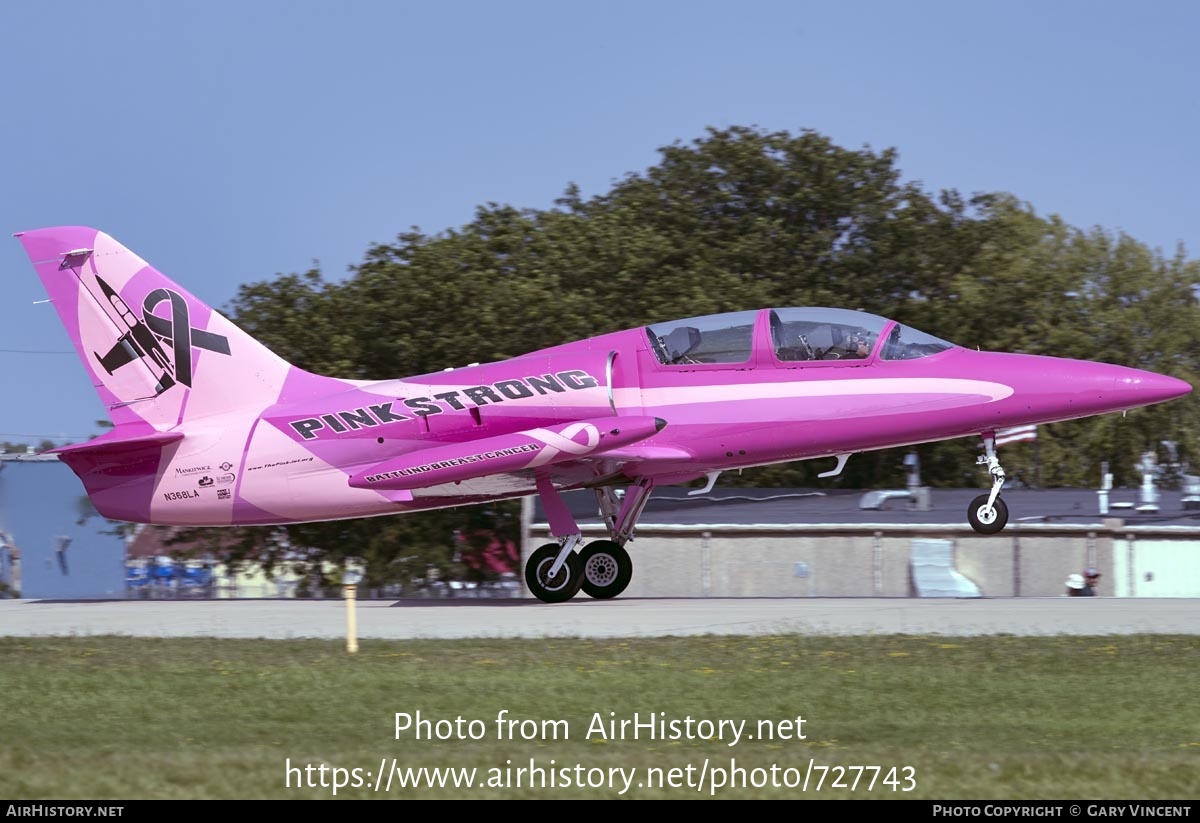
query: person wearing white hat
[{"left": 1065, "top": 573, "right": 1086, "bottom": 596}]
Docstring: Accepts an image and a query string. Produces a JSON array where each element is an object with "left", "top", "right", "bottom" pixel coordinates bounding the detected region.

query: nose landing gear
[{"left": 967, "top": 431, "right": 1009, "bottom": 534}]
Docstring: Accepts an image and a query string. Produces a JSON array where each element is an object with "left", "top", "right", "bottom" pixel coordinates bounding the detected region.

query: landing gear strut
[
  {"left": 968, "top": 432, "right": 1009, "bottom": 534},
  {"left": 523, "top": 476, "right": 654, "bottom": 603}
]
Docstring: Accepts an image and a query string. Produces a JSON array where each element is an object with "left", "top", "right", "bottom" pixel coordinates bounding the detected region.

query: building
[{"left": 0, "top": 454, "right": 125, "bottom": 599}]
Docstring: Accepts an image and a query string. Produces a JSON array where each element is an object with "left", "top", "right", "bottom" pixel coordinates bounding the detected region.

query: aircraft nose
[{"left": 1113, "top": 369, "right": 1193, "bottom": 406}]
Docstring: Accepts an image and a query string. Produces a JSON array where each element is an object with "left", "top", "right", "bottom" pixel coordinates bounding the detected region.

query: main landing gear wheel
[
  {"left": 524, "top": 543, "right": 584, "bottom": 603},
  {"left": 967, "top": 494, "right": 1009, "bottom": 535},
  {"left": 579, "top": 540, "right": 633, "bottom": 600}
]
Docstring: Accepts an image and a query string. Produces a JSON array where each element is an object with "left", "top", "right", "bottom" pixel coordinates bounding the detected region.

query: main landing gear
[
  {"left": 967, "top": 431, "right": 1009, "bottom": 534},
  {"left": 524, "top": 476, "right": 652, "bottom": 603}
]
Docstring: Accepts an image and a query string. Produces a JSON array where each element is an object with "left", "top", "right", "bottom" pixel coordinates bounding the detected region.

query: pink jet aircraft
[{"left": 16, "top": 226, "right": 1194, "bottom": 602}]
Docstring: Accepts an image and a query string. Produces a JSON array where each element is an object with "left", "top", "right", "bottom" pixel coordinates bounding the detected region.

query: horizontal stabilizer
[
  {"left": 349, "top": 416, "right": 667, "bottom": 491},
  {"left": 46, "top": 429, "right": 184, "bottom": 459}
]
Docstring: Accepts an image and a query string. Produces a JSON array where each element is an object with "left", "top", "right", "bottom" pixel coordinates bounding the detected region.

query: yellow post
[{"left": 344, "top": 582, "right": 358, "bottom": 653}]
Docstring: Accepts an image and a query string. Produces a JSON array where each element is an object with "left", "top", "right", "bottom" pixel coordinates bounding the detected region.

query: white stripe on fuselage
[{"left": 613, "top": 377, "right": 1013, "bottom": 407}]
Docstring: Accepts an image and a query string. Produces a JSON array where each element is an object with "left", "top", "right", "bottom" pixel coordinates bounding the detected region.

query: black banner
[{"left": 2, "top": 800, "right": 1198, "bottom": 809}]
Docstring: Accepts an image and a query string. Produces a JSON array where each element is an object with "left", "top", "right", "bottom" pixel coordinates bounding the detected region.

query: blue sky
[{"left": 3, "top": 0, "right": 1199, "bottom": 446}]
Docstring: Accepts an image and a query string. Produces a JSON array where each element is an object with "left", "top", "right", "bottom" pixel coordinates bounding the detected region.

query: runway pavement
[{"left": 1, "top": 596, "right": 1198, "bottom": 639}]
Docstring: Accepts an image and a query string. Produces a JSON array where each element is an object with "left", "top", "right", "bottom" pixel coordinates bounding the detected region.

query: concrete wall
[
  {"left": 525, "top": 523, "right": 1200, "bottom": 598},
  {"left": 603, "top": 532, "right": 887, "bottom": 598}
]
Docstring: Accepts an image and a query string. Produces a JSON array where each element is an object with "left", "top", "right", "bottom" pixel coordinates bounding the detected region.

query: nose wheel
[
  {"left": 967, "top": 494, "right": 1008, "bottom": 534},
  {"left": 968, "top": 431, "right": 1010, "bottom": 534}
]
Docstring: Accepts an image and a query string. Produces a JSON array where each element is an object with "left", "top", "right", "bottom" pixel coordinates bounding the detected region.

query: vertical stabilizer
[{"left": 16, "top": 226, "right": 296, "bottom": 431}]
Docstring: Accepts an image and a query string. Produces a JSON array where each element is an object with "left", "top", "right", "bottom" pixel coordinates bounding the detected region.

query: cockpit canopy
[
  {"left": 646, "top": 308, "right": 956, "bottom": 366},
  {"left": 769, "top": 308, "right": 887, "bottom": 362}
]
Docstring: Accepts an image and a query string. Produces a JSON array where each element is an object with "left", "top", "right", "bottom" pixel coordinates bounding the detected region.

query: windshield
[{"left": 879, "top": 323, "right": 957, "bottom": 360}]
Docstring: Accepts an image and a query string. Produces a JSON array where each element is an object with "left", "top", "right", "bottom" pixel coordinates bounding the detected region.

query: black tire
[
  {"left": 967, "top": 493, "right": 1009, "bottom": 534},
  {"left": 524, "top": 543, "right": 584, "bottom": 603},
  {"left": 579, "top": 540, "right": 633, "bottom": 600}
]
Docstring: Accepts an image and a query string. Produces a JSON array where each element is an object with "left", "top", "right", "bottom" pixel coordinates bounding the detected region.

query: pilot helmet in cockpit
[{"left": 848, "top": 328, "right": 874, "bottom": 355}]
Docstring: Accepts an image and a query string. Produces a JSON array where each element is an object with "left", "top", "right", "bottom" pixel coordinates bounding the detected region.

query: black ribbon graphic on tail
[
  {"left": 141, "top": 288, "right": 231, "bottom": 388},
  {"left": 93, "top": 278, "right": 231, "bottom": 394}
]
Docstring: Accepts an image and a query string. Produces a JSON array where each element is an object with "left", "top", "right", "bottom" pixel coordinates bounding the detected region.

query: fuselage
[{"left": 103, "top": 307, "right": 1189, "bottom": 527}]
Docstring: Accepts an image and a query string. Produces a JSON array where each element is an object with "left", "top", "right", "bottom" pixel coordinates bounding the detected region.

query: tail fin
[{"left": 16, "top": 226, "right": 298, "bottom": 431}]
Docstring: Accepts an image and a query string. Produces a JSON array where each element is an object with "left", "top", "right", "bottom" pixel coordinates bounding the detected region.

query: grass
[{"left": 1, "top": 634, "right": 1198, "bottom": 799}]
